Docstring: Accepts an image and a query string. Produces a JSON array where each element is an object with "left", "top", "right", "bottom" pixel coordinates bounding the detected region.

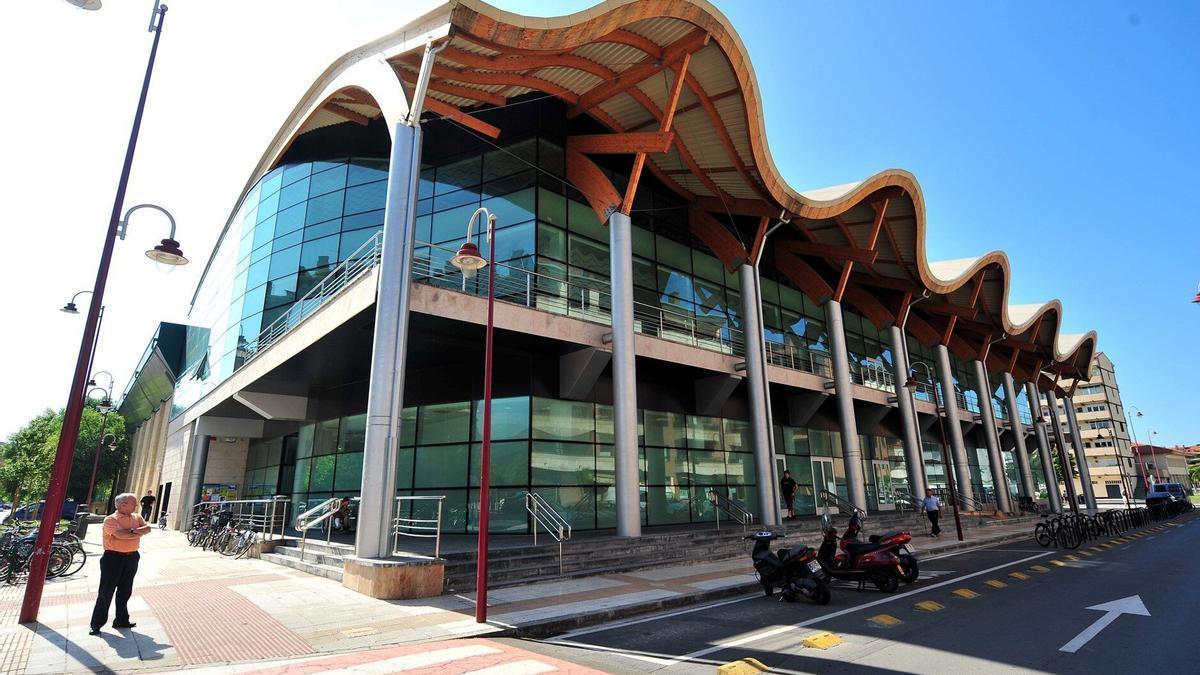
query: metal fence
[{"left": 189, "top": 496, "right": 289, "bottom": 540}]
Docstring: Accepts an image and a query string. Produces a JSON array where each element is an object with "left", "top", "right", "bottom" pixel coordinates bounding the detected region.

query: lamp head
[
  {"left": 449, "top": 240, "right": 487, "bottom": 279},
  {"left": 103, "top": 434, "right": 117, "bottom": 449},
  {"left": 60, "top": 302, "right": 79, "bottom": 314},
  {"left": 146, "top": 238, "right": 188, "bottom": 266},
  {"left": 903, "top": 375, "right": 918, "bottom": 390},
  {"left": 97, "top": 398, "right": 113, "bottom": 415}
]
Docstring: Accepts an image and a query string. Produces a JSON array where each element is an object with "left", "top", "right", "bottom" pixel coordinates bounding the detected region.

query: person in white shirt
[{"left": 922, "top": 488, "right": 942, "bottom": 537}]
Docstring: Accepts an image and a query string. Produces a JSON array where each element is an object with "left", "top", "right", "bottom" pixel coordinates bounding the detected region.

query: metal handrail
[
  {"left": 706, "top": 488, "right": 755, "bottom": 530},
  {"left": 763, "top": 341, "right": 833, "bottom": 377},
  {"left": 850, "top": 358, "right": 896, "bottom": 392},
  {"left": 241, "top": 231, "right": 384, "bottom": 367},
  {"left": 930, "top": 486, "right": 992, "bottom": 513},
  {"left": 525, "top": 492, "right": 572, "bottom": 575},
  {"left": 295, "top": 497, "right": 342, "bottom": 555},
  {"left": 818, "top": 488, "right": 867, "bottom": 520},
  {"left": 891, "top": 489, "right": 925, "bottom": 513},
  {"left": 188, "top": 496, "right": 289, "bottom": 541},
  {"left": 392, "top": 495, "right": 445, "bottom": 559}
]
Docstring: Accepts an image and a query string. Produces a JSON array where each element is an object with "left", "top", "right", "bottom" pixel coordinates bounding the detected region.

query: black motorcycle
[{"left": 747, "top": 530, "right": 832, "bottom": 605}]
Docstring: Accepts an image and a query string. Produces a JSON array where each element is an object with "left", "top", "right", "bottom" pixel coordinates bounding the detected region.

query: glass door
[
  {"left": 812, "top": 457, "right": 835, "bottom": 515},
  {"left": 873, "top": 460, "right": 895, "bottom": 511}
]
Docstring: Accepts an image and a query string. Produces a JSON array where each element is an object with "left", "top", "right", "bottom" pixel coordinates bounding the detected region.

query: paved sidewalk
[{"left": 0, "top": 519, "right": 1036, "bottom": 674}]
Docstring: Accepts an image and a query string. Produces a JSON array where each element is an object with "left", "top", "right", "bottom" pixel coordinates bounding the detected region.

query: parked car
[{"left": 1145, "top": 483, "right": 1187, "bottom": 506}]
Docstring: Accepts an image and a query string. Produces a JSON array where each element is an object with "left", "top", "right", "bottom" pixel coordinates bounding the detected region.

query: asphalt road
[{"left": 505, "top": 512, "right": 1200, "bottom": 674}]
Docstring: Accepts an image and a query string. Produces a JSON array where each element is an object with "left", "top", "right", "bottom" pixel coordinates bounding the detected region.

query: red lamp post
[{"left": 450, "top": 207, "right": 497, "bottom": 623}]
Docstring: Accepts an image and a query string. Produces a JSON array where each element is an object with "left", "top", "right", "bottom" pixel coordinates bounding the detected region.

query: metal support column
[
  {"left": 740, "top": 264, "right": 779, "bottom": 526},
  {"left": 935, "top": 344, "right": 975, "bottom": 505},
  {"left": 1003, "top": 372, "right": 1037, "bottom": 500},
  {"left": 973, "top": 360, "right": 1011, "bottom": 512},
  {"left": 1026, "top": 382, "right": 1063, "bottom": 513},
  {"left": 889, "top": 326, "right": 925, "bottom": 497},
  {"left": 1063, "top": 401, "right": 1098, "bottom": 511},
  {"left": 826, "top": 299, "right": 868, "bottom": 512},
  {"left": 182, "top": 426, "right": 209, "bottom": 522},
  {"left": 1044, "top": 388, "right": 1079, "bottom": 511},
  {"left": 609, "top": 211, "right": 641, "bottom": 537}
]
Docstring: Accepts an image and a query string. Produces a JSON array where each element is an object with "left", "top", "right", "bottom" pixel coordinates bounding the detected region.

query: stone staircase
[{"left": 260, "top": 539, "right": 354, "bottom": 582}]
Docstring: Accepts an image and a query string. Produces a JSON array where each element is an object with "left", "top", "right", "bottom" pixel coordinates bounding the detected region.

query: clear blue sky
[{"left": 504, "top": 0, "right": 1200, "bottom": 445}]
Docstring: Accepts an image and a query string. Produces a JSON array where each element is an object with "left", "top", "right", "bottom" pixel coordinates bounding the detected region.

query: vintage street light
[
  {"left": 22, "top": 0, "right": 176, "bottom": 625},
  {"left": 905, "top": 361, "right": 964, "bottom": 541},
  {"left": 449, "top": 206, "right": 498, "bottom": 623}
]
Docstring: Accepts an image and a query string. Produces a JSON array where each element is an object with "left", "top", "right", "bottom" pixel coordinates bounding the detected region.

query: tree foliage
[{"left": 1, "top": 401, "right": 128, "bottom": 505}]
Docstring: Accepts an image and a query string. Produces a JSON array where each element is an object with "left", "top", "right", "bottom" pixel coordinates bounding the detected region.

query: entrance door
[
  {"left": 812, "top": 457, "right": 836, "bottom": 515},
  {"left": 873, "top": 460, "right": 895, "bottom": 511}
]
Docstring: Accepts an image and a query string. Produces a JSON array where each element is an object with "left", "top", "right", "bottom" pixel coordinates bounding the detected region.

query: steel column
[
  {"left": 825, "top": 300, "right": 868, "bottom": 512},
  {"left": 1062, "top": 400, "right": 1098, "bottom": 511},
  {"left": 973, "top": 360, "right": 1011, "bottom": 512},
  {"left": 1026, "top": 381, "right": 1063, "bottom": 513},
  {"left": 889, "top": 326, "right": 925, "bottom": 497},
  {"left": 1044, "top": 389, "right": 1079, "bottom": 512},
  {"left": 182, "top": 426, "right": 209, "bottom": 518},
  {"left": 1002, "top": 372, "right": 1037, "bottom": 500},
  {"left": 935, "top": 344, "right": 975, "bottom": 506},
  {"left": 356, "top": 121, "right": 422, "bottom": 559},
  {"left": 740, "top": 264, "right": 778, "bottom": 526},
  {"left": 609, "top": 211, "right": 641, "bottom": 537}
]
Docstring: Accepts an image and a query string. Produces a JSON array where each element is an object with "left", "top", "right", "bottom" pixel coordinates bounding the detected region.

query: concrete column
[
  {"left": 889, "top": 326, "right": 925, "bottom": 497},
  {"left": 609, "top": 211, "right": 641, "bottom": 537},
  {"left": 1002, "top": 372, "right": 1037, "bottom": 499},
  {"left": 357, "top": 122, "right": 421, "bottom": 559},
  {"left": 740, "top": 264, "right": 779, "bottom": 526},
  {"left": 182, "top": 425, "right": 209, "bottom": 520},
  {"left": 973, "top": 360, "right": 1011, "bottom": 512},
  {"left": 935, "top": 344, "right": 975, "bottom": 506},
  {"left": 1045, "top": 389, "right": 1080, "bottom": 510},
  {"left": 1026, "top": 382, "right": 1063, "bottom": 513},
  {"left": 825, "top": 299, "right": 868, "bottom": 512},
  {"left": 1063, "top": 400, "right": 1098, "bottom": 511}
]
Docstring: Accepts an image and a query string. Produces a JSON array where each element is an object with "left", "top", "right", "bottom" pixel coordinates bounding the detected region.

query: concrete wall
[
  {"left": 161, "top": 423, "right": 192, "bottom": 529},
  {"left": 203, "top": 437, "right": 250, "bottom": 496}
]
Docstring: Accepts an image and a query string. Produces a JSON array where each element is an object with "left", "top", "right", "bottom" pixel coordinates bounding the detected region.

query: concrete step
[
  {"left": 261, "top": 552, "right": 344, "bottom": 582},
  {"left": 270, "top": 545, "right": 346, "bottom": 568}
]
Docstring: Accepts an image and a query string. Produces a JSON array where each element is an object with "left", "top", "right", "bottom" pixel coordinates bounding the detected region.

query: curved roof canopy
[{"left": 242, "top": 0, "right": 1095, "bottom": 384}]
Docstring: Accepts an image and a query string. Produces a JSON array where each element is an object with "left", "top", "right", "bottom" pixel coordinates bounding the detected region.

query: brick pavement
[{"left": 0, "top": 517, "right": 1037, "bottom": 674}]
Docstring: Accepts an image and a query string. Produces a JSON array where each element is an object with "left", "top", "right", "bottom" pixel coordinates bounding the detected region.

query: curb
[{"left": 503, "top": 528, "right": 1035, "bottom": 638}]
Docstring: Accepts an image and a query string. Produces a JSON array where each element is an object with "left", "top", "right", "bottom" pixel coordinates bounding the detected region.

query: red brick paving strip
[
  {"left": 235, "top": 638, "right": 603, "bottom": 674},
  {"left": 139, "top": 575, "right": 314, "bottom": 665}
]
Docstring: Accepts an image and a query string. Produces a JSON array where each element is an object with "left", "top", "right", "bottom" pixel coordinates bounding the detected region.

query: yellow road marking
[
  {"left": 1029, "top": 565, "right": 1050, "bottom": 573},
  {"left": 1050, "top": 560, "right": 1067, "bottom": 567},
  {"left": 1066, "top": 555, "right": 1080, "bottom": 561},
  {"left": 802, "top": 632, "right": 843, "bottom": 650},
  {"left": 718, "top": 658, "right": 770, "bottom": 674},
  {"left": 952, "top": 588, "right": 980, "bottom": 599},
  {"left": 1089, "top": 547, "right": 1104, "bottom": 553},
  {"left": 1099, "top": 543, "right": 1113, "bottom": 549},
  {"left": 1009, "top": 572, "right": 1030, "bottom": 580},
  {"left": 869, "top": 614, "right": 902, "bottom": 627},
  {"left": 1077, "top": 550, "right": 1093, "bottom": 556},
  {"left": 985, "top": 579, "right": 1008, "bottom": 589},
  {"left": 914, "top": 600, "right": 945, "bottom": 612}
]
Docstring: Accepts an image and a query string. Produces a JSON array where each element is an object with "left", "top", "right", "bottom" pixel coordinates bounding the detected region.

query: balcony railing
[{"left": 850, "top": 358, "right": 896, "bottom": 393}]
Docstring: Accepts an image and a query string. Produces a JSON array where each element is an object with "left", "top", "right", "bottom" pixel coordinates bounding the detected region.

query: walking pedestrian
[
  {"left": 780, "top": 470, "right": 797, "bottom": 521},
  {"left": 139, "top": 491, "right": 156, "bottom": 520},
  {"left": 90, "top": 493, "right": 150, "bottom": 635},
  {"left": 923, "top": 488, "right": 942, "bottom": 538}
]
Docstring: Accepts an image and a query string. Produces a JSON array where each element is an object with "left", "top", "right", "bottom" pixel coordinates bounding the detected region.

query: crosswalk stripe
[
  {"left": 465, "top": 660, "right": 558, "bottom": 675},
  {"left": 308, "top": 645, "right": 500, "bottom": 674}
]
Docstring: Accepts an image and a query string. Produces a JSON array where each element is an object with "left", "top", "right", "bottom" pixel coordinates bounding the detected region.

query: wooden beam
[
  {"left": 941, "top": 315, "right": 959, "bottom": 346},
  {"left": 629, "top": 88, "right": 740, "bottom": 131},
  {"left": 565, "top": 148, "right": 620, "bottom": 224},
  {"left": 842, "top": 283, "right": 896, "bottom": 330},
  {"left": 402, "top": 56, "right": 581, "bottom": 105},
  {"left": 866, "top": 199, "right": 889, "bottom": 250},
  {"left": 325, "top": 103, "right": 370, "bottom": 126},
  {"left": 622, "top": 52, "right": 691, "bottom": 215},
  {"left": 921, "top": 300, "right": 980, "bottom": 320},
  {"left": 977, "top": 333, "right": 994, "bottom": 362},
  {"left": 597, "top": 28, "right": 664, "bottom": 58},
  {"left": 689, "top": 207, "right": 748, "bottom": 271},
  {"left": 423, "top": 96, "right": 501, "bottom": 139},
  {"left": 439, "top": 45, "right": 611, "bottom": 80},
  {"left": 833, "top": 262, "right": 853, "bottom": 303},
  {"left": 775, "top": 250, "right": 834, "bottom": 304},
  {"left": 568, "top": 29, "right": 709, "bottom": 118},
  {"left": 1005, "top": 346, "right": 1021, "bottom": 374},
  {"left": 692, "top": 196, "right": 777, "bottom": 218},
  {"left": 660, "top": 54, "right": 690, "bottom": 133},
  {"left": 748, "top": 216, "right": 770, "bottom": 266},
  {"left": 393, "top": 65, "right": 508, "bottom": 106},
  {"left": 856, "top": 275, "right": 921, "bottom": 293},
  {"left": 681, "top": 71, "right": 772, "bottom": 201},
  {"left": 566, "top": 132, "right": 675, "bottom": 155},
  {"left": 777, "top": 240, "right": 879, "bottom": 265}
]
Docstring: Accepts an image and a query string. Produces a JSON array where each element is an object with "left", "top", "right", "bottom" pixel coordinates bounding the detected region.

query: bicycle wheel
[
  {"left": 217, "top": 531, "right": 239, "bottom": 556},
  {"left": 63, "top": 545, "right": 87, "bottom": 577},
  {"left": 1034, "top": 523, "right": 1053, "bottom": 547}
]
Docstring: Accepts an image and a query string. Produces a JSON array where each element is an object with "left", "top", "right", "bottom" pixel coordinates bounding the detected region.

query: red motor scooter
[{"left": 816, "top": 513, "right": 917, "bottom": 592}]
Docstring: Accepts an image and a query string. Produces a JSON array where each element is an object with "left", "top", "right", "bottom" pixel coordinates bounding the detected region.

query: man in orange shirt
[{"left": 90, "top": 493, "right": 151, "bottom": 635}]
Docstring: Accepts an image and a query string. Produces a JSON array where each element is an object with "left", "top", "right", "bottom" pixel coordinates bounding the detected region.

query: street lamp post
[
  {"left": 905, "top": 361, "right": 964, "bottom": 541},
  {"left": 84, "top": 371, "right": 116, "bottom": 511},
  {"left": 20, "top": 0, "right": 182, "bottom": 625},
  {"left": 449, "top": 207, "right": 498, "bottom": 624}
]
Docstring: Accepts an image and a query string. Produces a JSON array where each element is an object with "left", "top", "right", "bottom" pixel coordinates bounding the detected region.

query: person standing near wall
[
  {"left": 923, "top": 488, "right": 942, "bottom": 538},
  {"left": 780, "top": 471, "right": 797, "bottom": 521},
  {"left": 139, "top": 491, "right": 156, "bottom": 520},
  {"left": 90, "top": 493, "right": 150, "bottom": 635}
]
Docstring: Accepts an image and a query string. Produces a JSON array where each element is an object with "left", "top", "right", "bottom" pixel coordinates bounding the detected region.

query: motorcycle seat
[
  {"left": 868, "top": 531, "right": 901, "bottom": 543},
  {"left": 845, "top": 541, "right": 882, "bottom": 557}
]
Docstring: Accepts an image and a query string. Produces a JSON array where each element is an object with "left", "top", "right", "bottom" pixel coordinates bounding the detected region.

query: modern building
[
  {"left": 1041, "top": 353, "right": 1137, "bottom": 505},
  {"left": 117, "top": 0, "right": 1099, "bottom": 565},
  {"left": 1132, "top": 444, "right": 1197, "bottom": 493}
]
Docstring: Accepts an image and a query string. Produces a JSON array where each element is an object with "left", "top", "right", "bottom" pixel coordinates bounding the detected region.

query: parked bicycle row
[
  {"left": 185, "top": 508, "right": 259, "bottom": 558},
  {"left": 1, "top": 515, "right": 89, "bottom": 585},
  {"left": 1034, "top": 501, "right": 1194, "bottom": 550}
]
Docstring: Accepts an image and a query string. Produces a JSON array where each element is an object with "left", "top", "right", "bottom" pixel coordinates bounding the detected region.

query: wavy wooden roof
[{"left": 245, "top": 0, "right": 1095, "bottom": 383}]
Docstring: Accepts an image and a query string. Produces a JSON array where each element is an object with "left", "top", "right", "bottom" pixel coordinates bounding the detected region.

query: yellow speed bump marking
[
  {"left": 1009, "top": 572, "right": 1030, "bottom": 581},
  {"left": 1077, "top": 550, "right": 1093, "bottom": 556},
  {"left": 1065, "top": 555, "right": 1080, "bottom": 561},
  {"left": 802, "top": 632, "right": 843, "bottom": 650},
  {"left": 914, "top": 600, "right": 945, "bottom": 612},
  {"left": 1099, "top": 543, "right": 1113, "bottom": 549},
  {"left": 1029, "top": 565, "right": 1050, "bottom": 573},
  {"left": 1089, "top": 547, "right": 1103, "bottom": 553},
  {"left": 718, "top": 657, "right": 770, "bottom": 674},
  {"left": 1049, "top": 560, "right": 1068, "bottom": 567},
  {"left": 869, "top": 614, "right": 902, "bottom": 627},
  {"left": 952, "top": 588, "right": 980, "bottom": 599},
  {"left": 985, "top": 579, "right": 1008, "bottom": 589}
]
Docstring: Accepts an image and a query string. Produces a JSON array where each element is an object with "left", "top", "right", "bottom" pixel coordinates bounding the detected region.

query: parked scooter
[
  {"left": 816, "top": 513, "right": 916, "bottom": 592},
  {"left": 746, "top": 530, "right": 832, "bottom": 605}
]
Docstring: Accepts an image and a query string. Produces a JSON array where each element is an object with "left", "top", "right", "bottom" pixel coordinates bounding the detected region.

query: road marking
[
  {"left": 802, "top": 632, "right": 842, "bottom": 649},
  {"left": 1088, "top": 547, "right": 1103, "bottom": 553},
  {"left": 1146, "top": 535, "right": 1157, "bottom": 540},
  {"left": 1099, "top": 543, "right": 1113, "bottom": 549},
  {"left": 1077, "top": 550, "right": 1093, "bottom": 556},
  {"left": 984, "top": 580, "right": 1007, "bottom": 589},
  {"left": 1029, "top": 565, "right": 1050, "bottom": 573},
  {"left": 1060, "top": 595, "right": 1151, "bottom": 654},
  {"left": 951, "top": 589, "right": 979, "bottom": 599},
  {"left": 869, "top": 614, "right": 902, "bottom": 627},
  {"left": 656, "top": 549, "right": 1054, "bottom": 667},
  {"left": 1050, "top": 560, "right": 1067, "bottom": 567},
  {"left": 543, "top": 639, "right": 676, "bottom": 666},
  {"left": 914, "top": 600, "right": 944, "bottom": 612},
  {"left": 1009, "top": 572, "right": 1030, "bottom": 581},
  {"left": 1065, "top": 555, "right": 1080, "bottom": 561},
  {"left": 717, "top": 658, "right": 770, "bottom": 674}
]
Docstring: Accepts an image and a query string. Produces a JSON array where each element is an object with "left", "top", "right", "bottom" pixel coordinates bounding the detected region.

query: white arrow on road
[{"left": 1059, "top": 595, "right": 1151, "bottom": 654}]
